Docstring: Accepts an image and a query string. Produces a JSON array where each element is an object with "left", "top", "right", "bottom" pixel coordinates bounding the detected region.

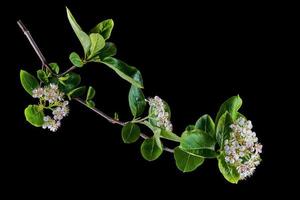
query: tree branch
[
  {"left": 17, "top": 20, "right": 53, "bottom": 73},
  {"left": 18, "top": 19, "right": 175, "bottom": 154},
  {"left": 58, "top": 65, "right": 77, "bottom": 77},
  {"left": 74, "top": 97, "right": 174, "bottom": 153}
]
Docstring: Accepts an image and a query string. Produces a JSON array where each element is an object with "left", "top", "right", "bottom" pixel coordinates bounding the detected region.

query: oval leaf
[
  {"left": 160, "top": 129, "right": 181, "bottom": 142},
  {"left": 66, "top": 7, "right": 91, "bottom": 56},
  {"left": 59, "top": 72, "right": 81, "bottom": 93},
  {"left": 49, "top": 63, "right": 60, "bottom": 74},
  {"left": 69, "top": 52, "right": 84, "bottom": 68},
  {"left": 140, "top": 137, "right": 163, "bottom": 161},
  {"left": 218, "top": 152, "right": 240, "bottom": 184},
  {"left": 86, "top": 100, "right": 95, "bottom": 108},
  {"left": 91, "top": 19, "right": 114, "bottom": 40},
  {"left": 86, "top": 86, "right": 96, "bottom": 100},
  {"left": 128, "top": 85, "right": 146, "bottom": 117},
  {"left": 121, "top": 123, "right": 141, "bottom": 144},
  {"left": 216, "top": 112, "right": 233, "bottom": 149},
  {"left": 89, "top": 33, "right": 105, "bottom": 58},
  {"left": 101, "top": 57, "right": 144, "bottom": 88},
  {"left": 195, "top": 114, "right": 215, "bottom": 139},
  {"left": 20, "top": 70, "right": 39, "bottom": 95},
  {"left": 98, "top": 42, "right": 117, "bottom": 60},
  {"left": 215, "top": 95, "right": 242, "bottom": 123},
  {"left": 24, "top": 105, "right": 44, "bottom": 127},
  {"left": 67, "top": 86, "right": 86, "bottom": 99},
  {"left": 174, "top": 147, "right": 204, "bottom": 173},
  {"left": 37, "top": 70, "right": 48, "bottom": 83}
]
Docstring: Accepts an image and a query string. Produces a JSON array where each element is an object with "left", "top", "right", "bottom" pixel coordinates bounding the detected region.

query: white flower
[
  {"left": 224, "top": 117, "right": 262, "bottom": 180},
  {"left": 147, "top": 96, "right": 173, "bottom": 131},
  {"left": 32, "top": 87, "right": 44, "bottom": 98},
  {"left": 42, "top": 116, "right": 61, "bottom": 132}
]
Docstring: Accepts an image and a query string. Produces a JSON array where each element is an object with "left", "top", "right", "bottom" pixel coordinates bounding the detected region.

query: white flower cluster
[
  {"left": 224, "top": 117, "right": 262, "bottom": 180},
  {"left": 147, "top": 96, "right": 173, "bottom": 131},
  {"left": 32, "top": 84, "right": 69, "bottom": 132}
]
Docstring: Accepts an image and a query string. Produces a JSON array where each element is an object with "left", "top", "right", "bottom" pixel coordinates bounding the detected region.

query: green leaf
[
  {"left": 91, "top": 19, "right": 114, "bottom": 40},
  {"left": 20, "top": 70, "right": 39, "bottom": 95},
  {"left": 101, "top": 57, "right": 144, "bottom": 88},
  {"left": 98, "top": 42, "right": 117, "bottom": 60},
  {"left": 121, "top": 123, "right": 141, "bottom": 144},
  {"left": 86, "top": 100, "right": 95, "bottom": 108},
  {"left": 215, "top": 95, "right": 242, "bottom": 123},
  {"left": 88, "top": 33, "right": 105, "bottom": 58},
  {"left": 142, "top": 121, "right": 163, "bottom": 150},
  {"left": 128, "top": 85, "right": 146, "bottom": 117},
  {"left": 49, "top": 63, "right": 60, "bottom": 74},
  {"left": 37, "top": 70, "right": 48, "bottom": 83},
  {"left": 195, "top": 114, "right": 215, "bottom": 139},
  {"left": 160, "top": 129, "right": 181, "bottom": 142},
  {"left": 216, "top": 112, "right": 233, "bottom": 150},
  {"left": 67, "top": 86, "right": 86, "bottom": 99},
  {"left": 218, "top": 152, "right": 240, "bottom": 184},
  {"left": 24, "top": 105, "right": 44, "bottom": 127},
  {"left": 86, "top": 86, "right": 96, "bottom": 100},
  {"left": 59, "top": 72, "right": 81, "bottom": 93},
  {"left": 69, "top": 52, "right": 84, "bottom": 67},
  {"left": 180, "top": 129, "right": 217, "bottom": 158},
  {"left": 140, "top": 137, "right": 163, "bottom": 161},
  {"left": 174, "top": 147, "right": 204, "bottom": 173},
  {"left": 66, "top": 7, "right": 91, "bottom": 56}
]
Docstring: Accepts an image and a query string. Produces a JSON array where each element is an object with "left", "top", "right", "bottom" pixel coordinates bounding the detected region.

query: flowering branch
[{"left": 18, "top": 7, "right": 262, "bottom": 183}]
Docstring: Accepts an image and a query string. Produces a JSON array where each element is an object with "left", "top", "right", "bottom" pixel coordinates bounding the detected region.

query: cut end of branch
[{"left": 17, "top": 20, "right": 28, "bottom": 33}]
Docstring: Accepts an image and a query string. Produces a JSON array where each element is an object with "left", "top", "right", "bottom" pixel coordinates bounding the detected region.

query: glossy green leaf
[
  {"left": 69, "top": 52, "right": 84, "bottom": 67},
  {"left": 88, "top": 33, "right": 105, "bottom": 58},
  {"left": 142, "top": 121, "right": 163, "bottom": 150},
  {"left": 86, "top": 86, "right": 96, "bottom": 100},
  {"left": 37, "top": 70, "right": 48, "bottom": 83},
  {"left": 180, "top": 129, "right": 217, "bottom": 158},
  {"left": 91, "top": 19, "right": 114, "bottom": 40},
  {"left": 140, "top": 137, "right": 163, "bottom": 161},
  {"left": 86, "top": 100, "right": 95, "bottom": 108},
  {"left": 98, "top": 42, "right": 117, "bottom": 60},
  {"left": 59, "top": 72, "right": 81, "bottom": 93},
  {"left": 20, "top": 70, "right": 39, "bottom": 95},
  {"left": 24, "top": 105, "right": 44, "bottom": 127},
  {"left": 215, "top": 95, "right": 242, "bottom": 123},
  {"left": 216, "top": 112, "right": 233, "bottom": 149},
  {"left": 218, "top": 152, "right": 240, "bottom": 184},
  {"left": 67, "top": 86, "right": 86, "bottom": 99},
  {"left": 128, "top": 85, "right": 146, "bottom": 117},
  {"left": 160, "top": 129, "right": 181, "bottom": 142},
  {"left": 49, "top": 63, "right": 60, "bottom": 74},
  {"left": 66, "top": 7, "right": 91, "bottom": 56},
  {"left": 121, "top": 123, "right": 141, "bottom": 144},
  {"left": 101, "top": 57, "right": 143, "bottom": 88},
  {"left": 174, "top": 147, "right": 204, "bottom": 172},
  {"left": 195, "top": 114, "right": 215, "bottom": 139}
]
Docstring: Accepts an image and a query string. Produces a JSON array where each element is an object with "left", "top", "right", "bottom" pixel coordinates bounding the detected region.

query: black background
[{"left": 2, "top": 0, "right": 296, "bottom": 198}]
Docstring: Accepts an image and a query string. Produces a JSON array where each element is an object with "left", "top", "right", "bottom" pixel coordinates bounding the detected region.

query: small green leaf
[
  {"left": 101, "top": 57, "right": 144, "bottom": 88},
  {"left": 128, "top": 85, "right": 146, "bottom": 117},
  {"left": 37, "top": 70, "right": 48, "bottom": 83},
  {"left": 59, "top": 72, "right": 81, "bottom": 93},
  {"left": 49, "top": 63, "right": 60, "bottom": 74},
  {"left": 215, "top": 95, "right": 242, "bottom": 123},
  {"left": 91, "top": 19, "right": 114, "bottom": 40},
  {"left": 216, "top": 112, "right": 233, "bottom": 150},
  {"left": 195, "top": 114, "right": 215, "bottom": 139},
  {"left": 67, "top": 86, "right": 86, "bottom": 99},
  {"left": 121, "top": 123, "right": 141, "bottom": 144},
  {"left": 218, "top": 152, "right": 240, "bottom": 184},
  {"left": 86, "top": 86, "right": 96, "bottom": 100},
  {"left": 180, "top": 129, "right": 217, "bottom": 158},
  {"left": 69, "top": 52, "right": 84, "bottom": 67},
  {"left": 66, "top": 7, "right": 91, "bottom": 56},
  {"left": 86, "top": 100, "right": 95, "bottom": 108},
  {"left": 20, "top": 70, "right": 39, "bottom": 95},
  {"left": 88, "top": 33, "right": 105, "bottom": 58},
  {"left": 24, "top": 105, "right": 44, "bottom": 127},
  {"left": 174, "top": 147, "right": 204, "bottom": 173},
  {"left": 140, "top": 137, "right": 163, "bottom": 161},
  {"left": 98, "top": 42, "right": 117, "bottom": 60},
  {"left": 160, "top": 129, "right": 181, "bottom": 142}
]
